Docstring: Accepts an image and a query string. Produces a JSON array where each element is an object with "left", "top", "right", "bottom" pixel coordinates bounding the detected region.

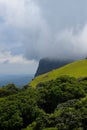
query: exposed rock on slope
[{"left": 35, "top": 58, "right": 73, "bottom": 77}]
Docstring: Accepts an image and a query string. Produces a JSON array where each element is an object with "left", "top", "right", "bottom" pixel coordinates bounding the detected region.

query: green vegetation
[
  {"left": 30, "top": 59, "right": 87, "bottom": 87},
  {"left": 1, "top": 76, "right": 87, "bottom": 129},
  {"left": 0, "top": 83, "right": 20, "bottom": 97},
  {"left": 1, "top": 59, "right": 87, "bottom": 130}
]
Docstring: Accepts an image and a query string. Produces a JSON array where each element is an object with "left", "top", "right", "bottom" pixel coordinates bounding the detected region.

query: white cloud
[
  {"left": 0, "top": 51, "right": 38, "bottom": 74},
  {"left": 0, "top": 51, "right": 37, "bottom": 64},
  {"left": 0, "top": 0, "right": 46, "bottom": 29},
  {"left": 0, "top": 0, "right": 49, "bottom": 59},
  {"left": 0, "top": 0, "right": 87, "bottom": 62}
]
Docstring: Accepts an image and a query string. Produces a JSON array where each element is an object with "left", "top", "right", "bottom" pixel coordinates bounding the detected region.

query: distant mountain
[
  {"left": 0, "top": 74, "right": 33, "bottom": 87},
  {"left": 35, "top": 58, "right": 73, "bottom": 77},
  {"left": 30, "top": 59, "right": 87, "bottom": 87}
]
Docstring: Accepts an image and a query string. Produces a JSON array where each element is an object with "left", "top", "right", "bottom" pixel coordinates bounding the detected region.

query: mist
[
  {"left": 24, "top": 24, "right": 87, "bottom": 60},
  {"left": 0, "top": 0, "right": 87, "bottom": 62}
]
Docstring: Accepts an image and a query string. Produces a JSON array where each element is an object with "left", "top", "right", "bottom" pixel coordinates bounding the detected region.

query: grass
[{"left": 30, "top": 59, "right": 87, "bottom": 87}]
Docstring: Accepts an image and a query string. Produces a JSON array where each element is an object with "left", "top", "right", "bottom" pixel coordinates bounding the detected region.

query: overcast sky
[{"left": 0, "top": 0, "right": 87, "bottom": 74}]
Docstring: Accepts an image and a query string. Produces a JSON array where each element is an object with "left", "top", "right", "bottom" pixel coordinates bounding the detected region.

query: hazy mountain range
[{"left": 0, "top": 74, "right": 33, "bottom": 87}]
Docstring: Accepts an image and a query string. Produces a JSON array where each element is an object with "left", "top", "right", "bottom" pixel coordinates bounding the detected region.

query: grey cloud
[
  {"left": 24, "top": 24, "right": 87, "bottom": 60},
  {"left": 3, "top": 60, "right": 9, "bottom": 64},
  {"left": 23, "top": 0, "right": 87, "bottom": 60},
  {"left": 0, "top": 0, "right": 87, "bottom": 61}
]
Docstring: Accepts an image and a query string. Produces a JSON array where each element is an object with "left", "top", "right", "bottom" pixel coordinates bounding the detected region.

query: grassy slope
[{"left": 30, "top": 59, "right": 87, "bottom": 87}]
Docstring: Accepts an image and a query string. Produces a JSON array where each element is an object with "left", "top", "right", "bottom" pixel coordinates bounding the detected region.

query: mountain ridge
[
  {"left": 35, "top": 58, "right": 73, "bottom": 77},
  {"left": 30, "top": 59, "right": 87, "bottom": 87}
]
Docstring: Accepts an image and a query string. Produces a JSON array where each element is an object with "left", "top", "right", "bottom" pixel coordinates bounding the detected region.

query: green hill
[
  {"left": 1, "top": 60, "right": 87, "bottom": 130},
  {"left": 30, "top": 59, "right": 87, "bottom": 87}
]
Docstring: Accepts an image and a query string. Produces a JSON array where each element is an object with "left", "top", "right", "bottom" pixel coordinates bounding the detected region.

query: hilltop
[
  {"left": 30, "top": 59, "right": 87, "bottom": 87},
  {"left": 35, "top": 58, "right": 72, "bottom": 77}
]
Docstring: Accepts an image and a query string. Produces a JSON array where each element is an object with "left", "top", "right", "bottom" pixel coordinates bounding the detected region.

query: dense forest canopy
[{"left": 0, "top": 76, "right": 87, "bottom": 130}]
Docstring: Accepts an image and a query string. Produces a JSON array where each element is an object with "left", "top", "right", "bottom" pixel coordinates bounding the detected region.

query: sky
[{"left": 0, "top": 0, "right": 87, "bottom": 74}]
